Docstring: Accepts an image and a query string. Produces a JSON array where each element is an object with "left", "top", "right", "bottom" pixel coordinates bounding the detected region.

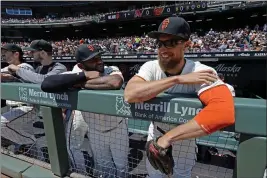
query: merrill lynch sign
[
  {"left": 18, "top": 87, "right": 72, "bottom": 108},
  {"left": 115, "top": 96, "right": 202, "bottom": 124}
]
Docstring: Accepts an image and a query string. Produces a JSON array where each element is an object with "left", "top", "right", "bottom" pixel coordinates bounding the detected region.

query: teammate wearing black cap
[
  {"left": 41, "top": 44, "right": 128, "bottom": 177},
  {"left": 5, "top": 40, "right": 67, "bottom": 162},
  {"left": 125, "top": 16, "right": 234, "bottom": 177},
  {"left": 8, "top": 39, "right": 67, "bottom": 83},
  {"left": 1, "top": 43, "right": 34, "bottom": 82},
  {"left": 1, "top": 43, "right": 35, "bottom": 151}
]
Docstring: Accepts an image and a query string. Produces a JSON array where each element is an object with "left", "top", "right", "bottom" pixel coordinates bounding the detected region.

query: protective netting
[
  {"left": 1, "top": 100, "right": 50, "bottom": 168},
  {"left": 1, "top": 101, "right": 239, "bottom": 178},
  {"left": 65, "top": 110, "right": 238, "bottom": 178}
]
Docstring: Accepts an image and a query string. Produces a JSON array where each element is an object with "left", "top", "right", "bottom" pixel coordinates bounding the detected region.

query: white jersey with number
[{"left": 71, "top": 64, "right": 124, "bottom": 132}]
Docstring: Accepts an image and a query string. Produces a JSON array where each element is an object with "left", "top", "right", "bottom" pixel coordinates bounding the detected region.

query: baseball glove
[{"left": 145, "top": 137, "right": 174, "bottom": 175}]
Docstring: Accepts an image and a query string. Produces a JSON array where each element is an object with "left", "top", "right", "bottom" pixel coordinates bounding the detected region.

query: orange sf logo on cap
[
  {"left": 87, "top": 45, "right": 94, "bottom": 51},
  {"left": 161, "top": 18, "right": 170, "bottom": 30}
]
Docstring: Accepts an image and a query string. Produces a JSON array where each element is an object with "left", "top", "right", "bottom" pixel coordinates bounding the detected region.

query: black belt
[
  {"left": 152, "top": 121, "right": 167, "bottom": 135},
  {"left": 100, "top": 119, "right": 123, "bottom": 133},
  {"left": 157, "top": 126, "right": 166, "bottom": 135}
]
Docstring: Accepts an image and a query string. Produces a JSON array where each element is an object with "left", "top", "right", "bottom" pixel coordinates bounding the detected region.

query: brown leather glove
[{"left": 145, "top": 137, "right": 174, "bottom": 175}]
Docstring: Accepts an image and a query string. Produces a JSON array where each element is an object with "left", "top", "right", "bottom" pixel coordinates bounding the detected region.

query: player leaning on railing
[
  {"left": 41, "top": 44, "right": 127, "bottom": 177},
  {"left": 1, "top": 43, "right": 35, "bottom": 150},
  {"left": 2, "top": 40, "right": 67, "bottom": 161},
  {"left": 124, "top": 16, "right": 235, "bottom": 178}
]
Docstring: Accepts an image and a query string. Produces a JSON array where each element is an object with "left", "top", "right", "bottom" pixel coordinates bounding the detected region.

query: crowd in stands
[
  {"left": 1, "top": 13, "right": 104, "bottom": 24},
  {"left": 2, "top": 26, "right": 266, "bottom": 56}
]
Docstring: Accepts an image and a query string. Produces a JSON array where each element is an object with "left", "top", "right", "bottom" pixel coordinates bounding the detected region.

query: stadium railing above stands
[
  {"left": 21, "top": 51, "right": 267, "bottom": 63},
  {"left": 1, "top": 83, "right": 266, "bottom": 178}
]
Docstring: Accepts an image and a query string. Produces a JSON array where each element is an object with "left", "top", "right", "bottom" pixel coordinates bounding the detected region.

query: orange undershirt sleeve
[{"left": 194, "top": 85, "right": 235, "bottom": 134}]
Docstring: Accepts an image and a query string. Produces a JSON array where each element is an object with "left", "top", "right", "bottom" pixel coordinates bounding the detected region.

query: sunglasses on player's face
[{"left": 156, "top": 38, "right": 184, "bottom": 49}]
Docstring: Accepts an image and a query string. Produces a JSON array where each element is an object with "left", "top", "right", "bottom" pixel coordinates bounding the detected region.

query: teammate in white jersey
[
  {"left": 124, "top": 17, "right": 235, "bottom": 178},
  {"left": 41, "top": 44, "right": 129, "bottom": 178}
]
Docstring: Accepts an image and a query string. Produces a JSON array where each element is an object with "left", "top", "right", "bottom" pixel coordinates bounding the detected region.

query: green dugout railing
[{"left": 1, "top": 83, "right": 266, "bottom": 178}]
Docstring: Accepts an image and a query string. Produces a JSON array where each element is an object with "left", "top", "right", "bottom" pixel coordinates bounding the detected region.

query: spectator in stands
[
  {"left": 1, "top": 26, "right": 266, "bottom": 57},
  {"left": 41, "top": 44, "right": 128, "bottom": 178}
]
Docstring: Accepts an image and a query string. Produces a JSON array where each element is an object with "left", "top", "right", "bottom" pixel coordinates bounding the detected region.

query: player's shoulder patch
[{"left": 104, "top": 65, "right": 121, "bottom": 75}]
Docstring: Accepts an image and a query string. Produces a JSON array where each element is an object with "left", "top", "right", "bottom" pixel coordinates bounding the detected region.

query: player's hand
[
  {"left": 8, "top": 64, "right": 20, "bottom": 73},
  {"left": 84, "top": 71, "right": 100, "bottom": 80},
  {"left": 177, "top": 70, "right": 218, "bottom": 85},
  {"left": 1, "top": 73, "right": 15, "bottom": 81}
]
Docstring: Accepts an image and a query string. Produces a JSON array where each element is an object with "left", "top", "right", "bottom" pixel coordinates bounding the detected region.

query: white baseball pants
[
  {"left": 88, "top": 118, "right": 129, "bottom": 178},
  {"left": 66, "top": 111, "right": 129, "bottom": 177},
  {"left": 65, "top": 110, "right": 93, "bottom": 174}
]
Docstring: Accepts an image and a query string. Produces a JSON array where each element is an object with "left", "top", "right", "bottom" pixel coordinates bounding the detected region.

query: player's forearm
[
  {"left": 83, "top": 83, "right": 118, "bottom": 90},
  {"left": 124, "top": 76, "right": 178, "bottom": 103},
  {"left": 41, "top": 72, "right": 87, "bottom": 92},
  {"left": 1, "top": 74, "right": 15, "bottom": 81},
  {"left": 158, "top": 120, "right": 207, "bottom": 148},
  {"left": 158, "top": 85, "right": 235, "bottom": 149},
  {"left": 83, "top": 74, "right": 123, "bottom": 90}
]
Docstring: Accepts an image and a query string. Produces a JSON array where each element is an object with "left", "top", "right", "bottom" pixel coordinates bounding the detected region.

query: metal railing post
[
  {"left": 41, "top": 106, "right": 69, "bottom": 177},
  {"left": 236, "top": 137, "right": 266, "bottom": 178}
]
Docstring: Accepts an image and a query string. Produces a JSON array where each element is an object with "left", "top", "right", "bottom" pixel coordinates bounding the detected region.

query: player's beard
[
  {"left": 33, "top": 53, "right": 42, "bottom": 63},
  {"left": 158, "top": 55, "right": 181, "bottom": 73},
  {"left": 83, "top": 63, "right": 104, "bottom": 73}
]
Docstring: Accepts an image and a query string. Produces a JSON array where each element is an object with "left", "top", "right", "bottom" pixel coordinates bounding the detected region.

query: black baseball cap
[
  {"left": 1, "top": 43, "right": 23, "bottom": 54},
  {"left": 75, "top": 44, "right": 105, "bottom": 63},
  {"left": 148, "top": 16, "right": 191, "bottom": 40},
  {"left": 24, "top": 39, "right": 52, "bottom": 52}
]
